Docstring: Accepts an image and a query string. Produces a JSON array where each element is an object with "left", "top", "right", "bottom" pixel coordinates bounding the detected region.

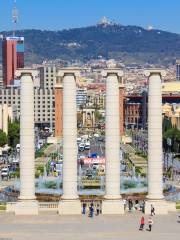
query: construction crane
[{"left": 12, "top": 0, "right": 19, "bottom": 36}]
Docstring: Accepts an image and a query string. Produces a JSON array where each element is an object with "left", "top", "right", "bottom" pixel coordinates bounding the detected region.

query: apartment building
[
  {"left": 0, "top": 87, "right": 55, "bottom": 129},
  {"left": 39, "top": 66, "right": 57, "bottom": 89}
]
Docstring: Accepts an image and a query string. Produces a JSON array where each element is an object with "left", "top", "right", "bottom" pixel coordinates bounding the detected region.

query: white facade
[
  {"left": 0, "top": 87, "right": 55, "bottom": 128},
  {"left": 76, "top": 87, "right": 87, "bottom": 108},
  {"left": 39, "top": 66, "right": 57, "bottom": 89}
]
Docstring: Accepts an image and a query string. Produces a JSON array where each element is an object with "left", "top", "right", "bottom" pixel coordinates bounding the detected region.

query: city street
[{"left": 82, "top": 137, "right": 105, "bottom": 157}]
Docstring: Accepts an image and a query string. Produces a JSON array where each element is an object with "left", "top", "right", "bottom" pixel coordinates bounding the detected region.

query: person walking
[
  {"left": 96, "top": 204, "right": 100, "bottom": 216},
  {"left": 128, "top": 199, "right": 133, "bottom": 211},
  {"left": 82, "top": 202, "right": 87, "bottom": 215},
  {"left": 123, "top": 199, "right": 127, "bottom": 211},
  {"left": 148, "top": 216, "right": 153, "bottom": 231},
  {"left": 151, "top": 204, "right": 155, "bottom": 216},
  {"left": 89, "top": 205, "right": 94, "bottom": 218},
  {"left": 139, "top": 216, "right": 145, "bottom": 231}
]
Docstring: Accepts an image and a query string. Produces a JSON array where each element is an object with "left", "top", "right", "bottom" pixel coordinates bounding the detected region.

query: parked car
[
  {"left": 1, "top": 167, "right": 9, "bottom": 180},
  {"left": 84, "top": 141, "right": 90, "bottom": 150}
]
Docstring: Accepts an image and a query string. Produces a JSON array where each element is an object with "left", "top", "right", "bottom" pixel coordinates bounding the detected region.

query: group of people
[
  {"left": 82, "top": 202, "right": 101, "bottom": 218},
  {"left": 139, "top": 205, "right": 155, "bottom": 232},
  {"left": 123, "top": 199, "right": 145, "bottom": 213}
]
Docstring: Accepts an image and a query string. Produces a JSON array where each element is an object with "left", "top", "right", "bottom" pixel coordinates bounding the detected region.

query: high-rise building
[
  {"left": 176, "top": 60, "right": 180, "bottom": 81},
  {"left": 2, "top": 36, "right": 24, "bottom": 86},
  {"left": 0, "top": 65, "right": 3, "bottom": 88},
  {"left": 39, "top": 66, "right": 57, "bottom": 89},
  {"left": 16, "top": 37, "right": 24, "bottom": 68},
  {"left": 2, "top": 38, "right": 17, "bottom": 86}
]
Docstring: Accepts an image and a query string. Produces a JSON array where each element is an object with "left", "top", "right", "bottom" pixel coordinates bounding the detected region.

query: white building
[
  {"left": 76, "top": 88, "right": 87, "bottom": 108},
  {"left": 0, "top": 87, "right": 55, "bottom": 129},
  {"left": 39, "top": 66, "right": 57, "bottom": 89}
]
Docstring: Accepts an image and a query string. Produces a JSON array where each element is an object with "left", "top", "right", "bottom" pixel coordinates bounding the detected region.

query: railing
[{"left": 39, "top": 202, "right": 58, "bottom": 211}]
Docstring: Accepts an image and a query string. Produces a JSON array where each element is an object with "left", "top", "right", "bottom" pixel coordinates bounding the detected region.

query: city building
[
  {"left": 76, "top": 87, "right": 87, "bottom": 108},
  {"left": 39, "top": 66, "right": 57, "bottom": 89},
  {"left": 2, "top": 37, "right": 24, "bottom": 86},
  {"left": 0, "top": 65, "right": 3, "bottom": 87},
  {"left": 0, "top": 87, "right": 55, "bottom": 129},
  {"left": 125, "top": 93, "right": 147, "bottom": 129},
  {"left": 176, "top": 60, "right": 180, "bottom": 81},
  {"left": 2, "top": 38, "right": 17, "bottom": 86},
  {"left": 16, "top": 37, "right": 25, "bottom": 68}
]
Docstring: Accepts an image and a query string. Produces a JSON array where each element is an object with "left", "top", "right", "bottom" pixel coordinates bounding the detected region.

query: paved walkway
[{"left": 0, "top": 212, "right": 179, "bottom": 240}]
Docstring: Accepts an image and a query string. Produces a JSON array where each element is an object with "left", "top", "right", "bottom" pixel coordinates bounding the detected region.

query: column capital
[
  {"left": 144, "top": 69, "right": 166, "bottom": 77},
  {"left": 57, "top": 68, "right": 80, "bottom": 78},
  {"left": 55, "top": 76, "right": 63, "bottom": 89},
  {"left": 16, "top": 68, "right": 38, "bottom": 80},
  {"left": 102, "top": 68, "right": 123, "bottom": 78}
]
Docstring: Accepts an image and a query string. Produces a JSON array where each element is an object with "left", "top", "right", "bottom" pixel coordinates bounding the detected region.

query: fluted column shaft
[
  {"left": 19, "top": 74, "right": 36, "bottom": 200},
  {"left": 147, "top": 71, "right": 164, "bottom": 199},
  {"left": 105, "top": 72, "right": 121, "bottom": 199},
  {"left": 62, "top": 73, "right": 78, "bottom": 199},
  {"left": 2, "top": 104, "right": 8, "bottom": 135}
]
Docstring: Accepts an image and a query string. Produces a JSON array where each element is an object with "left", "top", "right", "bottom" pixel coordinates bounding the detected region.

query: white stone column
[
  {"left": 102, "top": 69, "right": 124, "bottom": 214},
  {"left": 58, "top": 68, "right": 81, "bottom": 215},
  {"left": 15, "top": 72, "right": 38, "bottom": 215},
  {"left": 0, "top": 105, "right": 3, "bottom": 130},
  {"left": 145, "top": 69, "right": 176, "bottom": 214},
  {"left": 2, "top": 104, "right": 8, "bottom": 135}
]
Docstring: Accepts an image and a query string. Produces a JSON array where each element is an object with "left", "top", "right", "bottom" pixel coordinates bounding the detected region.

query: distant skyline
[{"left": 0, "top": 0, "right": 180, "bottom": 33}]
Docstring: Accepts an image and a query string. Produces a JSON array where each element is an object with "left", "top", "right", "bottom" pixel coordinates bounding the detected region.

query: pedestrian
[
  {"left": 151, "top": 204, "right": 155, "bottom": 216},
  {"left": 96, "top": 204, "right": 100, "bottom": 216},
  {"left": 139, "top": 216, "right": 145, "bottom": 231},
  {"left": 82, "top": 202, "right": 86, "bottom": 214},
  {"left": 128, "top": 199, "right": 133, "bottom": 211},
  {"left": 123, "top": 199, "right": 127, "bottom": 211},
  {"left": 148, "top": 216, "right": 153, "bottom": 231},
  {"left": 89, "top": 205, "right": 94, "bottom": 218}
]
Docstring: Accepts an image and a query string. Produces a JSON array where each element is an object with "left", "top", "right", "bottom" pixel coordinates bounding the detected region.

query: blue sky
[{"left": 0, "top": 0, "right": 180, "bottom": 33}]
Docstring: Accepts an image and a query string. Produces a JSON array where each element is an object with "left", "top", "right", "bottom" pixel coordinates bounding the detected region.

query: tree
[
  {"left": 163, "top": 127, "right": 180, "bottom": 153},
  {"left": 8, "top": 121, "right": 20, "bottom": 148},
  {"left": 162, "top": 116, "right": 172, "bottom": 133},
  {"left": 95, "top": 110, "right": 103, "bottom": 122},
  {"left": 0, "top": 130, "right": 7, "bottom": 147}
]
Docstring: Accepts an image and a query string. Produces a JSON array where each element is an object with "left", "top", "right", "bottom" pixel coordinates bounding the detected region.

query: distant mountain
[{"left": 1, "top": 23, "right": 180, "bottom": 65}]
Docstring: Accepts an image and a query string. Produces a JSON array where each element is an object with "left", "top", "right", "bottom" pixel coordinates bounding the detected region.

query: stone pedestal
[
  {"left": 58, "top": 200, "right": 81, "bottom": 215},
  {"left": 166, "top": 201, "right": 176, "bottom": 212},
  {"left": 102, "top": 199, "right": 124, "bottom": 215},
  {"left": 145, "top": 199, "right": 176, "bottom": 215},
  {"left": 15, "top": 200, "right": 38, "bottom": 216},
  {"left": 145, "top": 200, "right": 168, "bottom": 215},
  {"left": 102, "top": 69, "right": 124, "bottom": 215}
]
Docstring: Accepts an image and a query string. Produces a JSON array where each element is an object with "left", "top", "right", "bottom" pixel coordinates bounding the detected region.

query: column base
[
  {"left": 145, "top": 199, "right": 173, "bottom": 215},
  {"left": 166, "top": 201, "right": 176, "bottom": 212},
  {"left": 58, "top": 199, "right": 81, "bottom": 215},
  {"left": 102, "top": 199, "right": 124, "bottom": 215},
  {"left": 15, "top": 200, "right": 39, "bottom": 215}
]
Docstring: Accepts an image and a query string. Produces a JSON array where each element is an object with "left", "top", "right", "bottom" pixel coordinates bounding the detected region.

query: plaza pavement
[{"left": 0, "top": 212, "right": 180, "bottom": 240}]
